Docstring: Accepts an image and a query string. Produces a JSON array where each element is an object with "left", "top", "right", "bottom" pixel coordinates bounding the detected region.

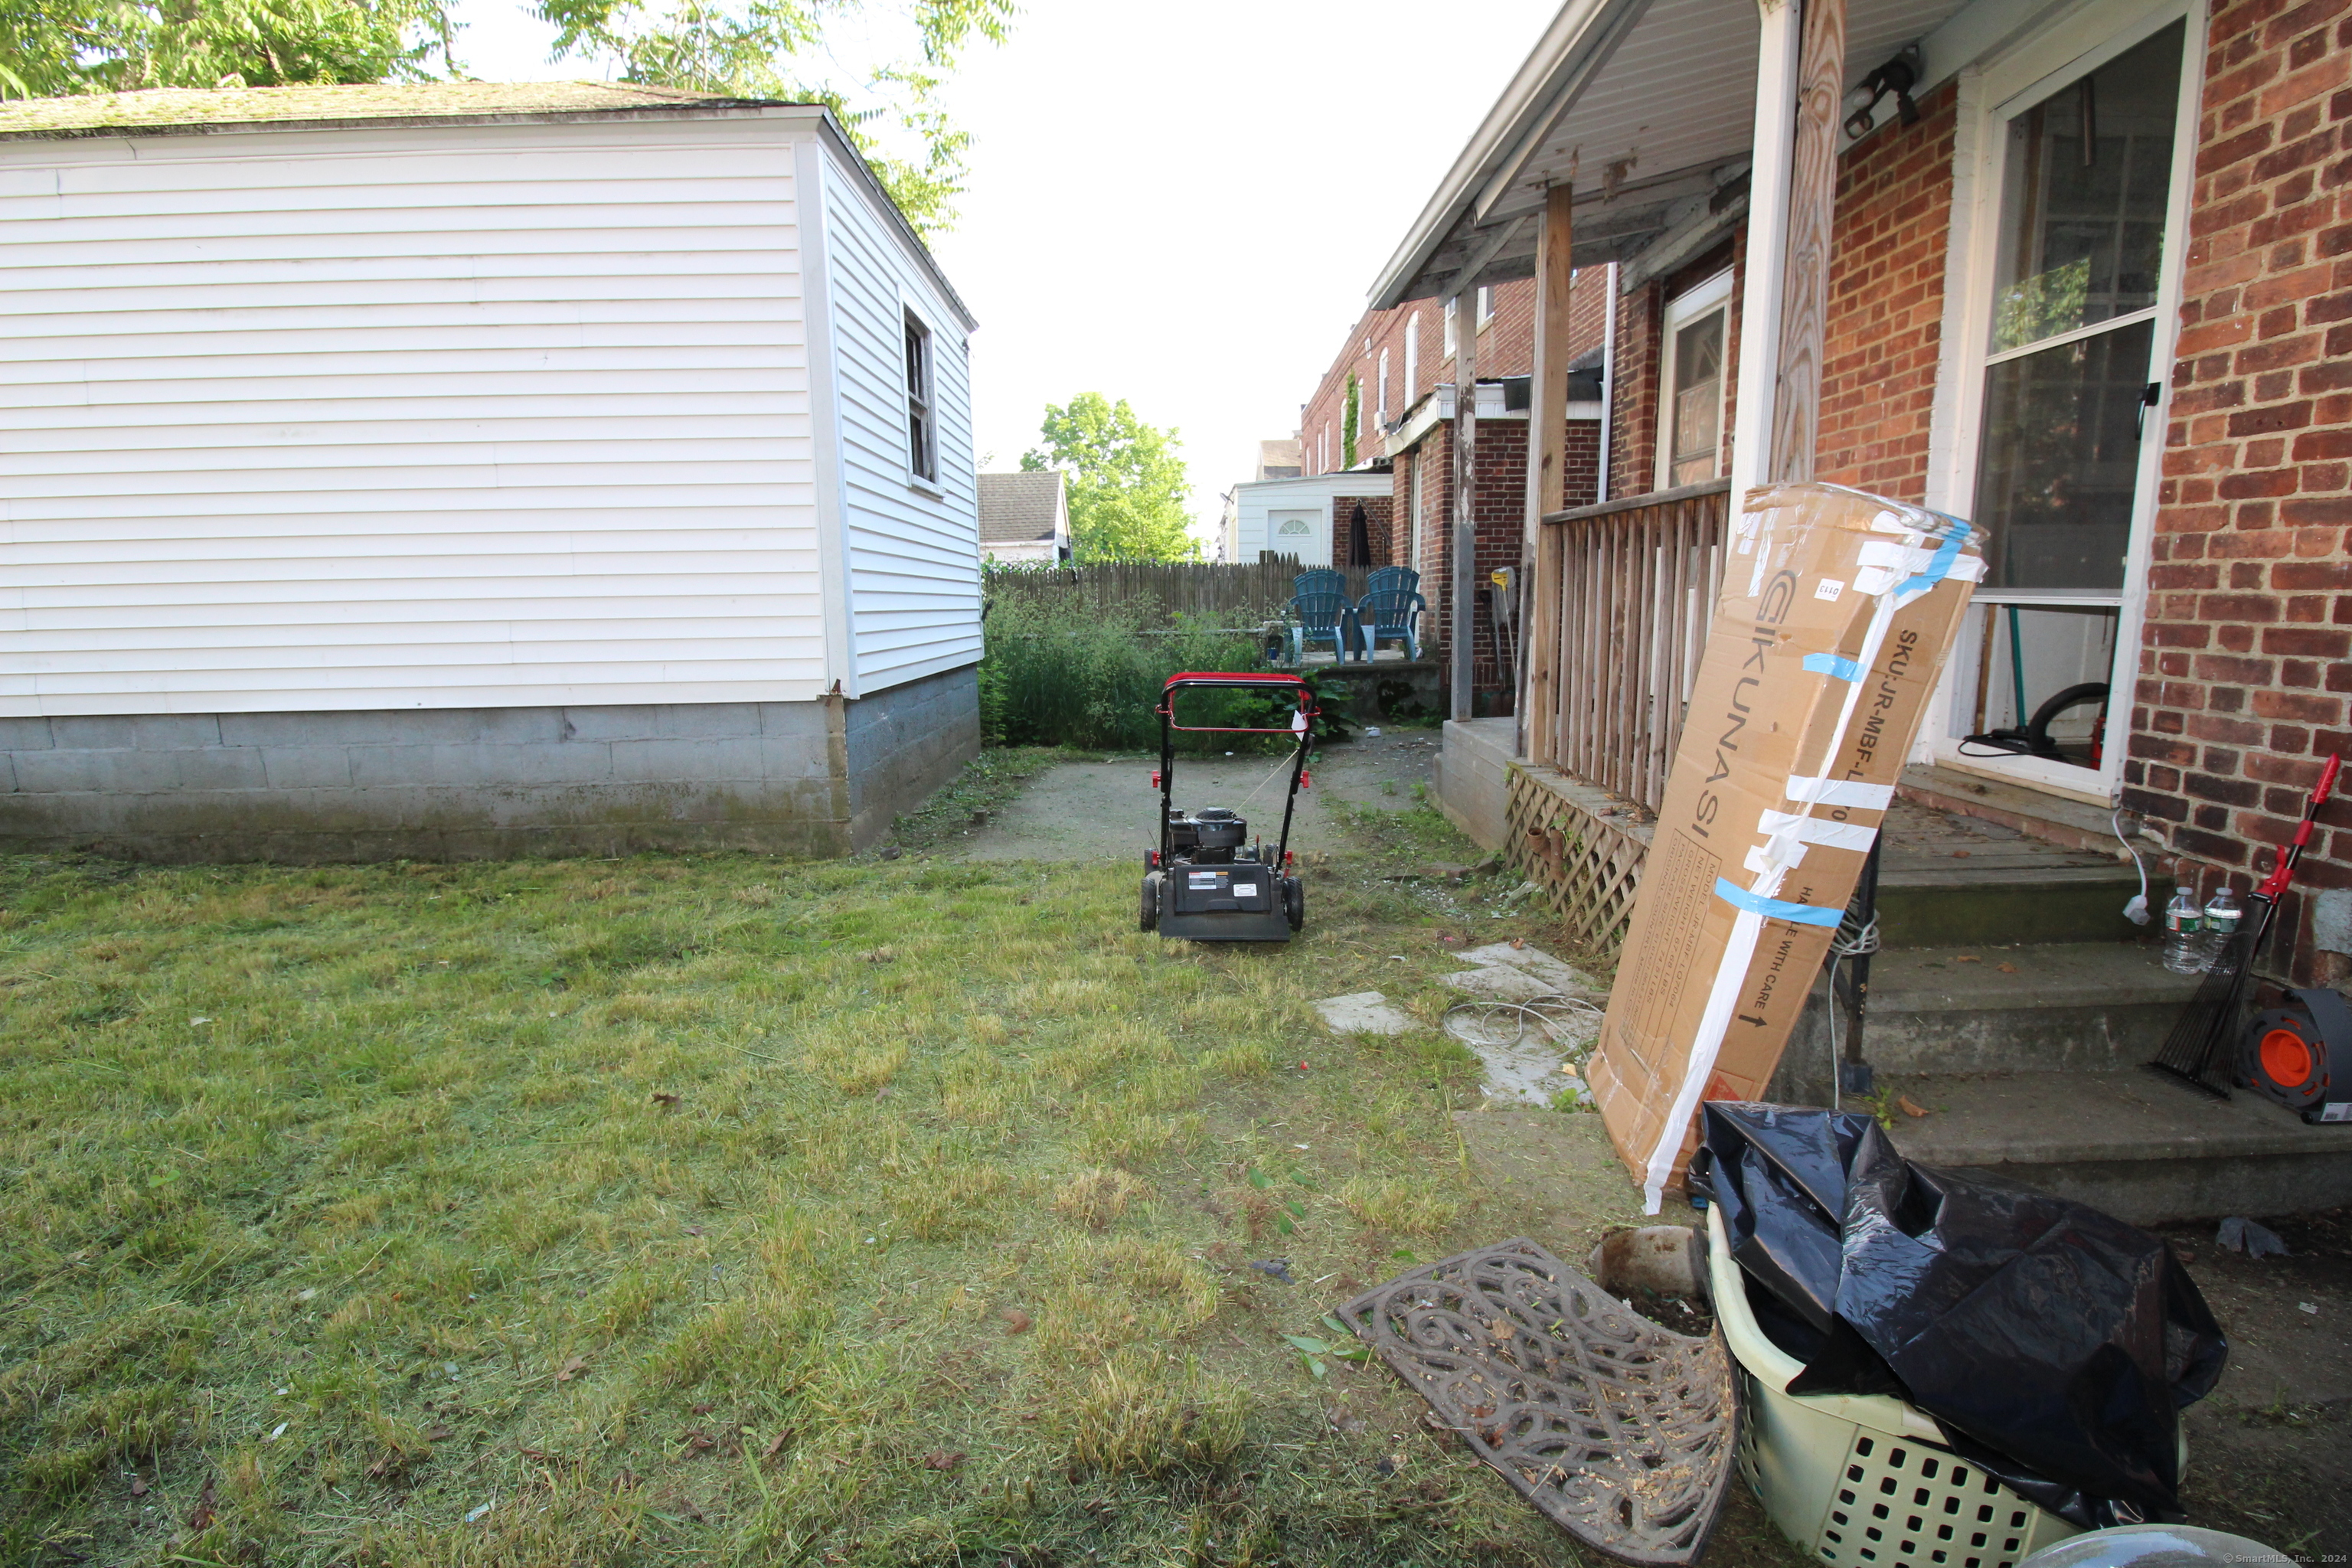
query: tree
[
  {"left": 1342, "top": 373, "right": 1361, "bottom": 470},
  {"left": 0, "top": 0, "right": 1011, "bottom": 234},
  {"left": 1022, "top": 394, "right": 1198, "bottom": 564},
  {"left": 0, "top": 0, "right": 456, "bottom": 98},
  {"left": 534, "top": 0, "right": 1013, "bottom": 232}
]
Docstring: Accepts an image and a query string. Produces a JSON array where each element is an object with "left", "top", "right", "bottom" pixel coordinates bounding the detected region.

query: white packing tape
[
  {"left": 1756, "top": 809, "right": 1880, "bottom": 851},
  {"left": 1784, "top": 776, "right": 1896, "bottom": 809}
]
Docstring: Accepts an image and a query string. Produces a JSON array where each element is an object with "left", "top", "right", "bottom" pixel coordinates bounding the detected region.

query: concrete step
[
  {"left": 1874, "top": 865, "right": 2151, "bottom": 948},
  {"left": 1860, "top": 943, "right": 2203, "bottom": 1074},
  {"left": 1882, "top": 1069, "right": 2352, "bottom": 1224}
]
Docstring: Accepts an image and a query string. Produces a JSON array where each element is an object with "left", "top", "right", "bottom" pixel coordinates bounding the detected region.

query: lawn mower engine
[
  {"left": 1138, "top": 673, "right": 1313, "bottom": 943},
  {"left": 1144, "top": 806, "right": 1302, "bottom": 942},
  {"left": 2241, "top": 985, "right": 2352, "bottom": 1123}
]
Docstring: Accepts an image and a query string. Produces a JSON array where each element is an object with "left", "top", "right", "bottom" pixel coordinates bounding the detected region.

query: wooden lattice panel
[{"left": 1505, "top": 762, "right": 1652, "bottom": 954}]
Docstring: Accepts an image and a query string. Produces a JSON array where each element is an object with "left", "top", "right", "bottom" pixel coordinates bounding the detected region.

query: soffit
[{"left": 1373, "top": 0, "right": 1975, "bottom": 307}]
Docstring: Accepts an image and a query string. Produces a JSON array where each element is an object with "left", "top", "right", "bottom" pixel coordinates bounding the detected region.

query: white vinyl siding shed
[
  {"left": 0, "top": 84, "right": 982, "bottom": 860},
  {"left": 0, "top": 88, "right": 978, "bottom": 717}
]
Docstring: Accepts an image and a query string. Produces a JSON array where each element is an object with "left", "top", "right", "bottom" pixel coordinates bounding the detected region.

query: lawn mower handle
[{"left": 1156, "top": 671, "right": 1318, "bottom": 871}]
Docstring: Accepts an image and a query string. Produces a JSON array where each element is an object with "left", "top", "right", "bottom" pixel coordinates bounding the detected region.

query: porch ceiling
[{"left": 1370, "top": 0, "right": 1974, "bottom": 308}]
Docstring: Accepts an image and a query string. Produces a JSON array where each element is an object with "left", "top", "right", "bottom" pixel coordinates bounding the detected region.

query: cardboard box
[{"left": 1586, "top": 482, "right": 1983, "bottom": 1211}]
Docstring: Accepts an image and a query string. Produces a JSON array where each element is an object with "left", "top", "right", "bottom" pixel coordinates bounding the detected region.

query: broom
[{"left": 2146, "top": 752, "right": 2341, "bottom": 1099}]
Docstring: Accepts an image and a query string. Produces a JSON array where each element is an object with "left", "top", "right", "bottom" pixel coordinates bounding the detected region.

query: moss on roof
[{"left": 0, "top": 81, "right": 781, "bottom": 139}]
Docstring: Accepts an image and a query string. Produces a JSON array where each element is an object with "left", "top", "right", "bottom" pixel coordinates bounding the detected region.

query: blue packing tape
[
  {"left": 1895, "top": 519, "right": 1973, "bottom": 599},
  {"left": 1713, "top": 877, "right": 1846, "bottom": 927},
  {"left": 1802, "top": 652, "right": 1862, "bottom": 681}
]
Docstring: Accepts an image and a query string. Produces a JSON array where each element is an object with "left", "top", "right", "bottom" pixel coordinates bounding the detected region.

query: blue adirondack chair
[
  {"left": 1355, "top": 586, "right": 1426, "bottom": 662},
  {"left": 1284, "top": 590, "right": 1359, "bottom": 665},
  {"left": 1364, "top": 566, "right": 1420, "bottom": 598},
  {"left": 1293, "top": 568, "right": 1346, "bottom": 600}
]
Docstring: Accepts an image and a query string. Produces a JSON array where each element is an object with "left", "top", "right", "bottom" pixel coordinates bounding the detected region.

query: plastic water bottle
[
  {"left": 2202, "top": 884, "right": 2242, "bottom": 963},
  {"left": 2163, "top": 881, "right": 2207, "bottom": 975}
]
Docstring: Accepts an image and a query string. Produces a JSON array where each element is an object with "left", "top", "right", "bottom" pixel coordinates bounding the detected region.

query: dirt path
[{"left": 955, "top": 730, "right": 1446, "bottom": 862}]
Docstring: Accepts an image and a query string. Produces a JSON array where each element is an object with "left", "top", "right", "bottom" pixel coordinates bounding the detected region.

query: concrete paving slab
[
  {"left": 1442, "top": 965, "right": 1559, "bottom": 1002},
  {"left": 1315, "top": 991, "right": 1416, "bottom": 1036},
  {"left": 1457, "top": 941, "right": 1603, "bottom": 997}
]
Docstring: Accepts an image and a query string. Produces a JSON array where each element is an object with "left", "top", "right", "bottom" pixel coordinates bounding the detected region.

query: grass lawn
[{"left": 0, "top": 763, "right": 1786, "bottom": 1567}]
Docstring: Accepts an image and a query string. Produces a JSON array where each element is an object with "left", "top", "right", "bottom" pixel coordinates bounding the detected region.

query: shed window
[{"left": 904, "top": 311, "right": 937, "bottom": 484}]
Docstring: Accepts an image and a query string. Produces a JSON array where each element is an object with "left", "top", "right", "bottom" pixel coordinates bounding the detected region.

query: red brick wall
[
  {"left": 1816, "top": 84, "right": 1961, "bottom": 501},
  {"left": 1386, "top": 418, "right": 1552, "bottom": 705},
  {"left": 1329, "top": 495, "right": 1396, "bottom": 566},
  {"left": 2126, "top": 0, "right": 2352, "bottom": 985},
  {"left": 1610, "top": 241, "right": 1739, "bottom": 498},
  {"left": 1296, "top": 270, "right": 1612, "bottom": 475}
]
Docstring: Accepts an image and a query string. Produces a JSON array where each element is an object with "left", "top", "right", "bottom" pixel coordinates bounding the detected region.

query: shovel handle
[{"left": 2317, "top": 753, "right": 2342, "bottom": 806}]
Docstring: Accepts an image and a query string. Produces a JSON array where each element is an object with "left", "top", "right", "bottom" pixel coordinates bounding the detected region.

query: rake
[{"left": 2145, "top": 753, "right": 2341, "bottom": 1099}]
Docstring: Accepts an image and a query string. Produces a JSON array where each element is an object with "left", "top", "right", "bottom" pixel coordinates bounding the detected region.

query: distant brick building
[{"left": 1287, "top": 273, "right": 1610, "bottom": 708}]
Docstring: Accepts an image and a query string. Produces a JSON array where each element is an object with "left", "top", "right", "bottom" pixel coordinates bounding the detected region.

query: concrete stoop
[
  {"left": 1841, "top": 946, "right": 2352, "bottom": 1220},
  {"left": 1861, "top": 944, "right": 2201, "bottom": 1074},
  {"left": 1884, "top": 1070, "right": 2352, "bottom": 1226}
]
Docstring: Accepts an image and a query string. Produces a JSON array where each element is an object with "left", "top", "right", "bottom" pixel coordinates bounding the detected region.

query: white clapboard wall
[
  {"left": 0, "top": 108, "right": 977, "bottom": 717},
  {"left": 816, "top": 153, "right": 981, "bottom": 698}
]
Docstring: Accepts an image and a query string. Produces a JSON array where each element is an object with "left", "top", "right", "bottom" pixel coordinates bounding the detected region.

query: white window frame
[
  {"left": 1653, "top": 268, "right": 1734, "bottom": 492},
  {"left": 1377, "top": 348, "right": 1390, "bottom": 427},
  {"left": 1478, "top": 285, "right": 1495, "bottom": 330},
  {"left": 1920, "top": 0, "right": 2204, "bottom": 804},
  {"left": 1403, "top": 314, "right": 1420, "bottom": 405},
  {"left": 901, "top": 302, "right": 940, "bottom": 492},
  {"left": 1444, "top": 298, "right": 1459, "bottom": 358}
]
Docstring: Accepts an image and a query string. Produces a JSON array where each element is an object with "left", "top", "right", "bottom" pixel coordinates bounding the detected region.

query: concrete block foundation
[{"left": 0, "top": 665, "right": 978, "bottom": 862}]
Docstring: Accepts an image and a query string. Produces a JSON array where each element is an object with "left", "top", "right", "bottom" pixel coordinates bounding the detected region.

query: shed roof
[
  {"left": 0, "top": 80, "right": 977, "bottom": 332},
  {"left": 0, "top": 81, "right": 766, "bottom": 138},
  {"left": 977, "top": 471, "right": 1065, "bottom": 544}
]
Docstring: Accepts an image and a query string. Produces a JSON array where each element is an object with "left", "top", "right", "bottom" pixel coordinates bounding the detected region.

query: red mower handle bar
[{"left": 1156, "top": 671, "right": 1319, "bottom": 735}]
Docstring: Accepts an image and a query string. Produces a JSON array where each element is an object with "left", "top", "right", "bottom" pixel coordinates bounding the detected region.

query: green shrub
[{"left": 979, "top": 595, "right": 1269, "bottom": 750}]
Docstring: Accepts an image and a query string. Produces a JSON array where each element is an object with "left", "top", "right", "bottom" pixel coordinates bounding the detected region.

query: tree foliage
[
  {"left": 0, "top": 0, "right": 1011, "bottom": 234},
  {"left": 1021, "top": 394, "right": 1198, "bottom": 564},
  {"left": 0, "top": 0, "right": 455, "bottom": 97},
  {"left": 533, "top": 0, "right": 1012, "bottom": 232},
  {"left": 1342, "top": 373, "right": 1361, "bottom": 470}
]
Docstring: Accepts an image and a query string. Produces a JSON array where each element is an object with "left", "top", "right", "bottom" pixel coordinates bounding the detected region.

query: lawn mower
[{"left": 1139, "top": 672, "right": 1312, "bottom": 942}]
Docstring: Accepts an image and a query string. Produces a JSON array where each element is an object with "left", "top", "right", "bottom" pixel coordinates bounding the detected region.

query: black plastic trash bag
[{"left": 1689, "top": 1102, "right": 2226, "bottom": 1530}]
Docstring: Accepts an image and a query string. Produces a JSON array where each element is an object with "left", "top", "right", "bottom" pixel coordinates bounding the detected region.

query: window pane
[
  {"left": 1989, "top": 21, "right": 2183, "bottom": 353},
  {"left": 1973, "top": 315, "right": 2153, "bottom": 590},
  {"left": 1668, "top": 309, "right": 1724, "bottom": 486}
]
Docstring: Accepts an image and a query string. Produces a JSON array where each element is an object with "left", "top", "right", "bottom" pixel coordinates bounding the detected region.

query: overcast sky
[{"left": 443, "top": 0, "right": 1563, "bottom": 544}]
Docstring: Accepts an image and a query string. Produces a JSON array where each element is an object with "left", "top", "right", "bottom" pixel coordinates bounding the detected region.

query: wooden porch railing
[{"left": 1525, "top": 479, "right": 1731, "bottom": 812}]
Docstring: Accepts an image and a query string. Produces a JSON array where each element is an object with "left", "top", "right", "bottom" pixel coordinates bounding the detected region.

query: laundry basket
[{"left": 1707, "top": 1204, "right": 2079, "bottom": 1568}]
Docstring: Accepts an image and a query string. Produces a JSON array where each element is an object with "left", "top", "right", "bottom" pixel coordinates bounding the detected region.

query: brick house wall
[
  {"left": 1296, "top": 270, "right": 1614, "bottom": 477},
  {"left": 2124, "top": 0, "right": 2352, "bottom": 985},
  {"left": 1815, "top": 84, "right": 1962, "bottom": 500},
  {"left": 1607, "top": 240, "right": 1743, "bottom": 498},
  {"left": 1329, "top": 494, "right": 1396, "bottom": 566}
]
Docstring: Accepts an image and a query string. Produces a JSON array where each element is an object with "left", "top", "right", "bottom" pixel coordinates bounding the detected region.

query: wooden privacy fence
[
  {"left": 985, "top": 559, "right": 1393, "bottom": 627},
  {"left": 1524, "top": 479, "right": 1731, "bottom": 813}
]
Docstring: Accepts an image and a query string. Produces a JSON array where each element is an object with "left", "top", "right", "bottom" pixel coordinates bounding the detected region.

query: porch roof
[{"left": 1367, "top": 0, "right": 1989, "bottom": 309}]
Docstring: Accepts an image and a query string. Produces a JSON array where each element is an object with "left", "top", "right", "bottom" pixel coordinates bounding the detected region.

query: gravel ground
[{"left": 952, "top": 730, "right": 1447, "bottom": 863}]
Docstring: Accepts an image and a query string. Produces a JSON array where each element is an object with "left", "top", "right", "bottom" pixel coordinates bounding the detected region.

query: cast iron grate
[{"left": 1340, "top": 1236, "right": 1737, "bottom": 1566}]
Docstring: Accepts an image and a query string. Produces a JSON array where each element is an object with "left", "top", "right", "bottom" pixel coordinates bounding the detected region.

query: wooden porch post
[
  {"left": 1519, "top": 183, "right": 1574, "bottom": 764},
  {"left": 1770, "top": 0, "right": 1847, "bottom": 481},
  {"left": 1728, "top": 0, "right": 1801, "bottom": 500},
  {"left": 1451, "top": 286, "right": 1480, "bottom": 721}
]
